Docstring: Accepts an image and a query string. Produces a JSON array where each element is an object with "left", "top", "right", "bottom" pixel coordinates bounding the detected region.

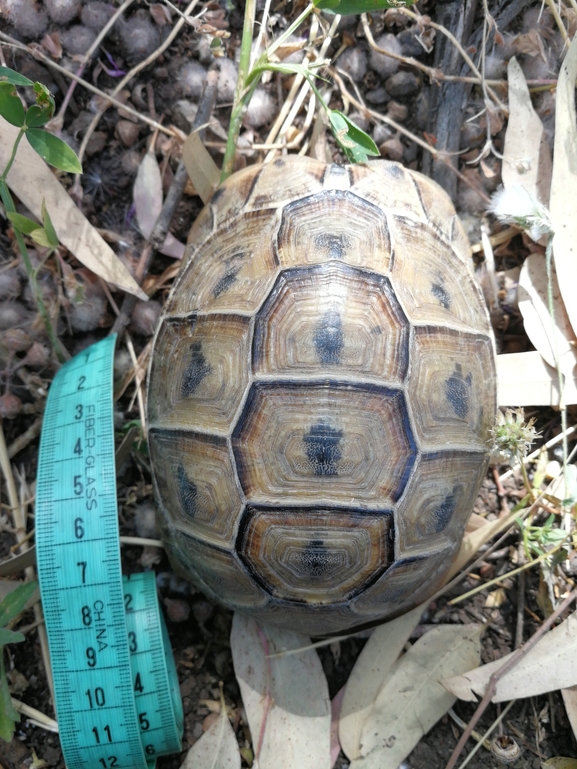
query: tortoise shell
[{"left": 147, "top": 155, "right": 497, "bottom": 635}]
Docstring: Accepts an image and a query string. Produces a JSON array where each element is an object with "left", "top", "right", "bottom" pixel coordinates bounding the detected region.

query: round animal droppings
[
  {"left": 45, "top": 0, "right": 80, "bottom": 24},
  {"left": 0, "top": 0, "right": 48, "bottom": 38},
  {"left": 148, "top": 155, "right": 497, "bottom": 635},
  {"left": 131, "top": 299, "right": 162, "bottom": 337},
  {"left": 337, "top": 47, "right": 368, "bottom": 82},
  {"left": 178, "top": 60, "right": 207, "bottom": 100},
  {"left": 244, "top": 88, "right": 277, "bottom": 129},
  {"left": 118, "top": 10, "right": 161, "bottom": 64},
  {"left": 216, "top": 57, "right": 238, "bottom": 104},
  {"left": 24, "top": 341, "right": 50, "bottom": 368},
  {"left": 385, "top": 71, "right": 421, "bottom": 97},
  {"left": 369, "top": 33, "right": 402, "bottom": 78},
  {"left": 81, "top": 1, "right": 116, "bottom": 31},
  {"left": 0, "top": 269, "right": 21, "bottom": 301},
  {"left": 0, "top": 301, "right": 32, "bottom": 332},
  {"left": 0, "top": 392, "right": 22, "bottom": 420},
  {"left": 61, "top": 25, "right": 97, "bottom": 56},
  {"left": 68, "top": 290, "right": 107, "bottom": 332},
  {"left": 4, "top": 328, "right": 33, "bottom": 353}
]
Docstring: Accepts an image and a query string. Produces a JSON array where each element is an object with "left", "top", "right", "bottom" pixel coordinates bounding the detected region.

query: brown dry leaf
[
  {"left": 182, "top": 132, "right": 220, "bottom": 205},
  {"left": 350, "top": 625, "right": 482, "bottom": 769},
  {"left": 502, "top": 57, "right": 552, "bottom": 203},
  {"left": 561, "top": 686, "right": 577, "bottom": 743},
  {"left": 443, "top": 611, "right": 577, "bottom": 702},
  {"left": 542, "top": 759, "right": 577, "bottom": 769},
  {"left": 230, "top": 613, "right": 331, "bottom": 769},
  {"left": 339, "top": 605, "right": 423, "bottom": 761},
  {"left": 497, "top": 351, "right": 577, "bottom": 406},
  {"left": 512, "top": 30, "right": 547, "bottom": 60},
  {"left": 0, "top": 119, "right": 146, "bottom": 300},
  {"left": 550, "top": 33, "right": 577, "bottom": 338},
  {"left": 517, "top": 253, "right": 577, "bottom": 376},
  {"left": 133, "top": 149, "right": 185, "bottom": 259},
  {"left": 484, "top": 587, "right": 507, "bottom": 608},
  {"left": 180, "top": 695, "right": 240, "bottom": 769}
]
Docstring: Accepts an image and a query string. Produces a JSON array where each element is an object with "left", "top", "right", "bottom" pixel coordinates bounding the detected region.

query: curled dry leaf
[
  {"left": 550, "top": 33, "right": 577, "bottom": 336},
  {"left": 517, "top": 253, "right": 577, "bottom": 376},
  {"left": 443, "top": 611, "right": 577, "bottom": 703},
  {"left": 230, "top": 613, "right": 331, "bottom": 769},
  {"left": 561, "top": 685, "right": 577, "bottom": 744},
  {"left": 339, "top": 605, "right": 424, "bottom": 761},
  {"left": 350, "top": 625, "right": 482, "bottom": 769},
  {"left": 497, "top": 351, "right": 577, "bottom": 406},
  {"left": 133, "top": 149, "right": 186, "bottom": 259},
  {"left": 182, "top": 132, "right": 220, "bottom": 205},
  {"left": 1, "top": 119, "right": 146, "bottom": 300},
  {"left": 502, "top": 57, "right": 551, "bottom": 204},
  {"left": 180, "top": 697, "right": 240, "bottom": 769},
  {"left": 542, "top": 759, "right": 577, "bottom": 769}
]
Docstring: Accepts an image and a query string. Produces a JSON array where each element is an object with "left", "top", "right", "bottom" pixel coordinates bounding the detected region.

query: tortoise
[{"left": 147, "top": 155, "right": 497, "bottom": 636}]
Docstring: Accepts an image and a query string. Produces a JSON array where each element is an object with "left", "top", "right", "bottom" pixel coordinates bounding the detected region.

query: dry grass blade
[
  {"left": 497, "top": 351, "right": 577, "bottom": 406},
  {"left": 0, "top": 118, "right": 146, "bottom": 300},
  {"left": 561, "top": 686, "right": 577, "bottom": 743},
  {"left": 549, "top": 33, "right": 577, "bottom": 336},
  {"left": 350, "top": 626, "right": 482, "bottom": 769},
  {"left": 502, "top": 57, "right": 552, "bottom": 203},
  {"left": 182, "top": 132, "right": 220, "bottom": 204},
  {"left": 230, "top": 613, "right": 331, "bottom": 769}
]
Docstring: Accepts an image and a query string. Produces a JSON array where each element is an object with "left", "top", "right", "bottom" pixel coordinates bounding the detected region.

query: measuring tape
[{"left": 35, "top": 335, "right": 183, "bottom": 769}]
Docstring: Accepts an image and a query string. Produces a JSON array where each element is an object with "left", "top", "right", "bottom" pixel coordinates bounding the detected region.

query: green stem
[
  {"left": 0, "top": 128, "right": 25, "bottom": 182},
  {"left": 0, "top": 180, "right": 67, "bottom": 363}
]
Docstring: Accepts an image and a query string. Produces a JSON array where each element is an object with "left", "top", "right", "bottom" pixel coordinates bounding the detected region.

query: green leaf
[
  {"left": 25, "top": 104, "right": 50, "bottom": 128},
  {"left": 0, "top": 82, "right": 26, "bottom": 127},
  {"left": 0, "top": 654, "right": 19, "bottom": 742},
  {"left": 32, "top": 82, "right": 55, "bottom": 119},
  {"left": 0, "top": 581, "right": 37, "bottom": 628},
  {"left": 6, "top": 212, "right": 42, "bottom": 235},
  {"left": 25, "top": 128, "right": 83, "bottom": 173},
  {"left": 41, "top": 200, "right": 59, "bottom": 248},
  {"left": 329, "top": 110, "right": 380, "bottom": 163},
  {"left": 0, "top": 67, "right": 34, "bottom": 87},
  {"left": 314, "top": 0, "right": 416, "bottom": 13},
  {"left": 30, "top": 228, "right": 53, "bottom": 248},
  {"left": 0, "top": 628, "right": 25, "bottom": 646}
]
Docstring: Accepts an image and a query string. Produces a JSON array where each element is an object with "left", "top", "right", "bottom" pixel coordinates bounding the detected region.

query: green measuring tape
[{"left": 35, "top": 335, "right": 183, "bottom": 769}]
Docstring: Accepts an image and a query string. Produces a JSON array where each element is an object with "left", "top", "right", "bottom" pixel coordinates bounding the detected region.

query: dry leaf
[
  {"left": 517, "top": 253, "right": 577, "bottom": 376},
  {"left": 330, "top": 687, "right": 345, "bottom": 769},
  {"left": 497, "top": 351, "right": 577, "bottom": 406},
  {"left": 350, "top": 625, "right": 482, "bottom": 769},
  {"left": 561, "top": 686, "right": 577, "bottom": 743},
  {"left": 231, "top": 613, "right": 331, "bottom": 769},
  {"left": 180, "top": 699, "right": 240, "bottom": 769},
  {"left": 502, "top": 57, "right": 552, "bottom": 204},
  {"left": 542, "top": 759, "right": 577, "bottom": 769},
  {"left": 0, "top": 119, "right": 146, "bottom": 300},
  {"left": 443, "top": 611, "right": 577, "bottom": 703},
  {"left": 133, "top": 149, "right": 185, "bottom": 259},
  {"left": 182, "top": 132, "right": 220, "bottom": 205},
  {"left": 485, "top": 588, "right": 507, "bottom": 608},
  {"left": 550, "top": 33, "right": 577, "bottom": 338},
  {"left": 339, "top": 605, "right": 423, "bottom": 761}
]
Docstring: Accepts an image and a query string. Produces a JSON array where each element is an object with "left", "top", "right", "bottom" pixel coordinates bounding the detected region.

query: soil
[{"left": 1, "top": 1, "right": 577, "bottom": 768}]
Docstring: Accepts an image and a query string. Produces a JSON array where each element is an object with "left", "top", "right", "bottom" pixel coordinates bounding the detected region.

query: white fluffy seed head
[
  {"left": 217, "top": 58, "right": 238, "bottom": 104},
  {"left": 370, "top": 33, "right": 402, "bottom": 78},
  {"left": 489, "top": 185, "right": 552, "bottom": 241},
  {"left": 130, "top": 299, "right": 162, "bottom": 337},
  {"left": 244, "top": 88, "right": 276, "bottom": 128}
]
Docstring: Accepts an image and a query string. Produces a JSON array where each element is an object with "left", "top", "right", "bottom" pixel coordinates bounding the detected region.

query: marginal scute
[
  {"left": 148, "top": 314, "right": 251, "bottom": 433},
  {"left": 237, "top": 506, "right": 394, "bottom": 603},
  {"left": 277, "top": 191, "right": 391, "bottom": 273},
  {"left": 149, "top": 429, "right": 242, "bottom": 547},
  {"left": 252, "top": 263, "right": 409, "bottom": 384},
  {"left": 407, "top": 326, "right": 496, "bottom": 452},
  {"left": 232, "top": 382, "right": 416, "bottom": 506},
  {"left": 245, "top": 154, "right": 326, "bottom": 211},
  {"left": 348, "top": 160, "right": 428, "bottom": 223},
  {"left": 166, "top": 209, "right": 279, "bottom": 315}
]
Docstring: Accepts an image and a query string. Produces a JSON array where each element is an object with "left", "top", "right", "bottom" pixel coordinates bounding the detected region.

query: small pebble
[
  {"left": 0, "top": 269, "right": 21, "bottom": 301},
  {"left": 172, "top": 99, "right": 198, "bottom": 132},
  {"left": 336, "top": 47, "right": 368, "bottom": 82},
  {"left": 387, "top": 101, "right": 408, "bottom": 121},
  {"left": 0, "top": 0, "right": 48, "bottom": 38},
  {"left": 178, "top": 60, "right": 207, "bottom": 100},
  {"left": 118, "top": 10, "right": 160, "bottom": 64},
  {"left": 61, "top": 25, "right": 97, "bottom": 56},
  {"left": 0, "top": 392, "right": 22, "bottom": 419},
  {"left": 133, "top": 502, "right": 159, "bottom": 539},
  {"left": 366, "top": 87, "right": 390, "bottom": 106},
  {"left": 398, "top": 26, "right": 427, "bottom": 57},
  {"left": 244, "top": 87, "right": 276, "bottom": 128},
  {"left": 192, "top": 599, "right": 214, "bottom": 627},
  {"left": 0, "top": 301, "right": 32, "bottom": 331},
  {"left": 217, "top": 57, "right": 238, "bottom": 104},
  {"left": 369, "top": 33, "right": 402, "bottom": 78},
  {"left": 4, "top": 328, "right": 32, "bottom": 353},
  {"left": 373, "top": 123, "right": 393, "bottom": 145},
  {"left": 45, "top": 0, "right": 80, "bottom": 24},
  {"left": 131, "top": 299, "right": 161, "bottom": 336},
  {"left": 385, "top": 71, "right": 420, "bottom": 97},
  {"left": 379, "top": 135, "right": 404, "bottom": 162},
  {"left": 164, "top": 597, "right": 190, "bottom": 623},
  {"left": 23, "top": 341, "right": 50, "bottom": 368},
  {"left": 115, "top": 119, "right": 140, "bottom": 147},
  {"left": 81, "top": 1, "right": 116, "bottom": 31}
]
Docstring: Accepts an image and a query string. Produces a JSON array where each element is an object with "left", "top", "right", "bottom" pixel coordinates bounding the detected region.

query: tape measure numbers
[{"left": 36, "top": 335, "right": 182, "bottom": 769}]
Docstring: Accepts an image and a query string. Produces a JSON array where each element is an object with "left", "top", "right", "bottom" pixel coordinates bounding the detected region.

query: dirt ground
[{"left": 1, "top": 0, "right": 577, "bottom": 767}]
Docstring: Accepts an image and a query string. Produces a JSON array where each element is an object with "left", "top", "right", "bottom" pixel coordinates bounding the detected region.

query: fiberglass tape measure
[{"left": 35, "top": 335, "right": 183, "bottom": 769}]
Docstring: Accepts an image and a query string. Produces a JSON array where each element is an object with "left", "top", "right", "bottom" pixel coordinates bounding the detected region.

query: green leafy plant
[
  {"left": 0, "top": 581, "right": 38, "bottom": 742},
  {"left": 221, "top": 1, "right": 387, "bottom": 180},
  {"left": 0, "top": 66, "right": 82, "bottom": 362}
]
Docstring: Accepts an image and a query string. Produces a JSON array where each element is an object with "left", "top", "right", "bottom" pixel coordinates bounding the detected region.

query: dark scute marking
[
  {"left": 431, "top": 282, "right": 451, "bottom": 310},
  {"left": 303, "top": 422, "right": 343, "bottom": 476},
  {"left": 431, "top": 492, "right": 456, "bottom": 532},
  {"left": 299, "top": 539, "right": 331, "bottom": 577},
  {"left": 210, "top": 186, "right": 225, "bottom": 205},
  {"left": 386, "top": 164, "right": 404, "bottom": 179},
  {"left": 212, "top": 266, "right": 241, "bottom": 298},
  {"left": 181, "top": 341, "right": 211, "bottom": 396},
  {"left": 314, "top": 309, "right": 344, "bottom": 364},
  {"left": 444, "top": 363, "right": 471, "bottom": 419},
  {"left": 274, "top": 158, "right": 286, "bottom": 167},
  {"left": 177, "top": 465, "right": 199, "bottom": 519},
  {"left": 314, "top": 232, "right": 350, "bottom": 259}
]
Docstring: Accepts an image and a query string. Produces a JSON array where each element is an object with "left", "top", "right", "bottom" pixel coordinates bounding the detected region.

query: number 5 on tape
[{"left": 36, "top": 335, "right": 182, "bottom": 768}]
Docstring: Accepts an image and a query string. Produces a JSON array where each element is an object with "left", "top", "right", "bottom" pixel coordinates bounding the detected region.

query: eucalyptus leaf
[
  {"left": 314, "top": 0, "right": 416, "bottom": 13},
  {"left": 0, "top": 628, "right": 25, "bottom": 646},
  {"left": 0, "top": 82, "right": 26, "bottom": 128},
  {"left": 6, "top": 212, "right": 41, "bottom": 236},
  {"left": 329, "top": 111, "right": 379, "bottom": 163},
  {"left": 0, "top": 67, "right": 34, "bottom": 87},
  {"left": 0, "top": 581, "right": 37, "bottom": 628},
  {"left": 25, "top": 128, "right": 82, "bottom": 173}
]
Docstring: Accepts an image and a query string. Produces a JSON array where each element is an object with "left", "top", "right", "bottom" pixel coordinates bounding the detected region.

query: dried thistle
[
  {"left": 490, "top": 407, "right": 540, "bottom": 463},
  {"left": 489, "top": 185, "right": 553, "bottom": 242}
]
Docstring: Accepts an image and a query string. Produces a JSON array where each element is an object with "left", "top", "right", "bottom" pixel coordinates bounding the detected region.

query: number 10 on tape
[{"left": 36, "top": 335, "right": 182, "bottom": 768}]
